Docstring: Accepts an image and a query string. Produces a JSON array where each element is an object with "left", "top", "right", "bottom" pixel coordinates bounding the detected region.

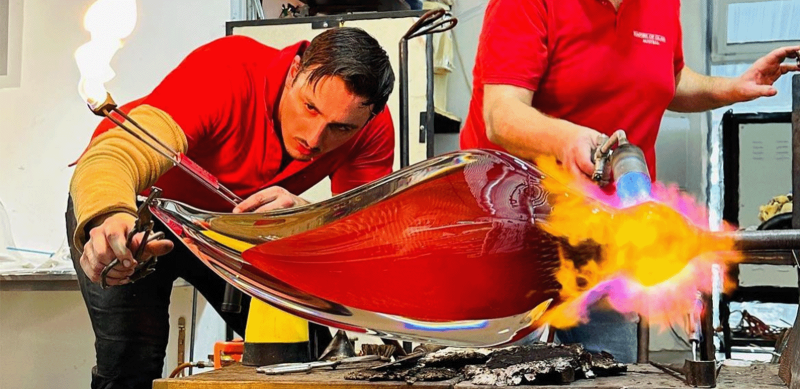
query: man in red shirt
[
  {"left": 462, "top": 0, "right": 799, "bottom": 181},
  {"left": 461, "top": 0, "right": 799, "bottom": 362},
  {"left": 67, "top": 28, "right": 394, "bottom": 388}
]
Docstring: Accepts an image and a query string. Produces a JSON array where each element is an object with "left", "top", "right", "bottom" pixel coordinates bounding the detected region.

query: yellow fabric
[
  {"left": 759, "top": 194, "right": 793, "bottom": 222},
  {"left": 69, "top": 104, "right": 188, "bottom": 250},
  {"left": 200, "top": 231, "right": 255, "bottom": 253},
  {"left": 245, "top": 300, "right": 309, "bottom": 343}
]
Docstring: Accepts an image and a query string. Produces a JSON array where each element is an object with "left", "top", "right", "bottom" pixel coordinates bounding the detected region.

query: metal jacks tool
[
  {"left": 256, "top": 355, "right": 379, "bottom": 375},
  {"left": 100, "top": 187, "right": 164, "bottom": 289}
]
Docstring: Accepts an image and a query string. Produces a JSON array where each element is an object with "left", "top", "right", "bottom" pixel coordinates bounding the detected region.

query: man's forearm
[
  {"left": 669, "top": 67, "right": 740, "bottom": 112},
  {"left": 486, "top": 95, "right": 585, "bottom": 162}
]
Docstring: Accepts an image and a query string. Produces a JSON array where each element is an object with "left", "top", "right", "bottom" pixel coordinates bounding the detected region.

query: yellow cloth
[
  {"left": 69, "top": 104, "right": 188, "bottom": 250},
  {"left": 245, "top": 300, "right": 310, "bottom": 343},
  {"left": 759, "top": 194, "right": 793, "bottom": 222}
]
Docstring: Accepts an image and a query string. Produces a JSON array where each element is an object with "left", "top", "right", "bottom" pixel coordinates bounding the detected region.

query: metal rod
[
  {"left": 102, "top": 108, "right": 242, "bottom": 206},
  {"left": 788, "top": 73, "right": 800, "bottom": 387},
  {"left": 111, "top": 107, "right": 181, "bottom": 157},
  {"left": 103, "top": 110, "right": 177, "bottom": 164},
  {"left": 792, "top": 74, "right": 800, "bottom": 231},
  {"left": 718, "top": 230, "right": 800, "bottom": 251},
  {"left": 649, "top": 361, "right": 686, "bottom": 382},
  {"left": 424, "top": 35, "right": 435, "bottom": 158},
  {"left": 189, "top": 287, "right": 198, "bottom": 375},
  {"left": 399, "top": 37, "right": 409, "bottom": 168},
  {"left": 700, "top": 292, "right": 715, "bottom": 361},
  {"left": 398, "top": 10, "right": 456, "bottom": 168},
  {"left": 637, "top": 313, "right": 649, "bottom": 363}
]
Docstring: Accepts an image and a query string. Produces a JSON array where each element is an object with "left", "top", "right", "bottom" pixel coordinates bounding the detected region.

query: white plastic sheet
[{"left": 0, "top": 199, "right": 73, "bottom": 275}]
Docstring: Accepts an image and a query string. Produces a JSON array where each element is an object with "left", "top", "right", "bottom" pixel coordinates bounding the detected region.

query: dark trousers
[
  {"left": 66, "top": 197, "right": 252, "bottom": 389},
  {"left": 555, "top": 305, "right": 639, "bottom": 364}
]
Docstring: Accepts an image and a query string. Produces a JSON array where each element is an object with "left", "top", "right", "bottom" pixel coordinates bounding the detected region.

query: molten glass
[
  {"left": 151, "top": 150, "right": 562, "bottom": 346},
  {"left": 150, "top": 150, "right": 739, "bottom": 346}
]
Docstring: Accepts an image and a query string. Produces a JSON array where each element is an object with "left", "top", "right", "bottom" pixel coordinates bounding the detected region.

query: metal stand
[
  {"left": 398, "top": 9, "right": 456, "bottom": 168},
  {"left": 396, "top": 8, "right": 457, "bottom": 355},
  {"left": 779, "top": 72, "right": 800, "bottom": 389}
]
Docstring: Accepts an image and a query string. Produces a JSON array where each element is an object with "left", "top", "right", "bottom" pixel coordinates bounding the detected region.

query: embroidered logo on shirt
[{"left": 633, "top": 30, "right": 666, "bottom": 46}]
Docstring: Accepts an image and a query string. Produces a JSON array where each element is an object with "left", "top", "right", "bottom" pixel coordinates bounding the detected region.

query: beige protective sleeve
[{"left": 69, "top": 104, "right": 188, "bottom": 250}]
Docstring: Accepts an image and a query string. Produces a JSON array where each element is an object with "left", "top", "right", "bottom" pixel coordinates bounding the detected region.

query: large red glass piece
[{"left": 242, "top": 155, "right": 563, "bottom": 322}]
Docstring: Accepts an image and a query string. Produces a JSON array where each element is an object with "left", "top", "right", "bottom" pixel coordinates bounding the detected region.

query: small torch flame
[{"left": 74, "top": 0, "right": 137, "bottom": 109}]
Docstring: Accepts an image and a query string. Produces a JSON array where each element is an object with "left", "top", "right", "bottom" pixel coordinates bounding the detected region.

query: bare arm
[
  {"left": 483, "top": 84, "right": 603, "bottom": 178},
  {"left": 668, "top": 67, "right": 738, "bottom": 112},
  {"left": 669, "top": 46, "right": 800, "bottom": 113}
]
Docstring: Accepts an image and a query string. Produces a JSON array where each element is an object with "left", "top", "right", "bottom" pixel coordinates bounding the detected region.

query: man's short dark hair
[{"left": 299, "top": 27, "right": 395, "bottom": 116}]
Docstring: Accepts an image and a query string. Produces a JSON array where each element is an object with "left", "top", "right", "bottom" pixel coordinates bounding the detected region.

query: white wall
[
  {"left": 0, "top": 285, "right": 204, "bottom": 389},
  {"left": 445, "top": 0, "right": 486, "bottom": 124},
  {"left": 0, "top": 0, "right": 229, "bottom": 253},
  {"left": 0, "top": 1, "right": 230, "bottom": 387}
]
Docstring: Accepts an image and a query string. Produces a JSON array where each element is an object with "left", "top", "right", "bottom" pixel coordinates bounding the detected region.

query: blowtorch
[{"left": 591, "top": 129, "right": 652, "bottom": 206}]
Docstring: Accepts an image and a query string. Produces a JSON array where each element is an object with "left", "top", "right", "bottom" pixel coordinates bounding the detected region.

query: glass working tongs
[{"left": 100, "top": 187, "right": 164, "bottom": 289}]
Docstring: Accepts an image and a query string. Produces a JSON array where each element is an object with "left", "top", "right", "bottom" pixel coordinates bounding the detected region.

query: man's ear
[{"left": 285, "top": 55, "right": 302, "bottom": 86}]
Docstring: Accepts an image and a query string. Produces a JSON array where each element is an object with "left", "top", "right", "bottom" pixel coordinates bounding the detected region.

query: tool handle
[
  {"left": 221, "top": 284, "right": 243, "bottom": 313},
  {"left": 176, "top": 153, "right": 243, "bottom": 206},
  {"left": 100, "top": 258, "right": 120, "bottom": 289},
  {"left": 176, "top": 153, "right": 219, "bottom": 188}
]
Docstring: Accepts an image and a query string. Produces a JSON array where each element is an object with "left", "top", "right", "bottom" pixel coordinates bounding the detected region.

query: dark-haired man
[{"left": 67, "top": 27, "right": 395, "bottom": 388}]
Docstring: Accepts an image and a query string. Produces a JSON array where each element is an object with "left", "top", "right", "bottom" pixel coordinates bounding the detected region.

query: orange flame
[
  {"left": 535, "top": 157, "right": 741, "bottom": 330},
  {"left": 74, "top": 0, "right": 137, "bottom": 108}
]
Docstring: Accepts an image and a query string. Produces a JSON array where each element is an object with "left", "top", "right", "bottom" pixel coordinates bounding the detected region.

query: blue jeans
[{"left": 555, "top": 306, "right": 639, "bottom": 363}]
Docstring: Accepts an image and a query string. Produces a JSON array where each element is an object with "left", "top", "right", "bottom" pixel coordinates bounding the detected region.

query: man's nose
[{"left": 305, "top": 119, "right": 326, "bottom": 149}]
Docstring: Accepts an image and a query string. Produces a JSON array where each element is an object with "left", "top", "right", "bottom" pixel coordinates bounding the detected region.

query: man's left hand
[
  {"left": 233, "top": 186, "right": 310, "bottom": 213},
  {"left": 733, "top": 45, "right": 800, "bottom": 101}
]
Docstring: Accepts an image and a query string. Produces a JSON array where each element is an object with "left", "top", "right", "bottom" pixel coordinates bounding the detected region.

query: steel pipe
[{"left": 720, "top": 230, "right": 800, "bottom": 251}]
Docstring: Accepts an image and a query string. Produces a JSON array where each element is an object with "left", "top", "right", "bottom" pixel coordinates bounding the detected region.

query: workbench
[{"left": 153, "top": 362, "right": 785, "bottom": 389}]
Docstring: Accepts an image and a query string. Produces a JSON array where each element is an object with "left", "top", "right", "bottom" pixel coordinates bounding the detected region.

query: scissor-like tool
[{"left": 100, "top": 187, "right": 164, "bottom": 289}]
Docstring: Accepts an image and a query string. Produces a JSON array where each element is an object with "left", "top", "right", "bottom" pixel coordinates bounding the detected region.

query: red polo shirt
[
  {"left": 460, "top": 0, "right": 684, "bottom": 179},
  {"left": 87, "top": 36, "right": 394, "bottom": 211}
]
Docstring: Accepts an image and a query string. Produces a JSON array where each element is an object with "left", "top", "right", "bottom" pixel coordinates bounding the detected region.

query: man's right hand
[
  {"left": 558, "top": 126, "right": 604, "bottom": 181},
  {"left": 482, "top": 84, "right": 604, "bottom": 183},
  {"left": 80, "top": 213, "right": 174, "bottom": 286}
]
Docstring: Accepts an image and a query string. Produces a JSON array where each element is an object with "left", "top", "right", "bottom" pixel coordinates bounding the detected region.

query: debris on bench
[{"left": 344, "top": 344, "right": 626, "bottom": 386}]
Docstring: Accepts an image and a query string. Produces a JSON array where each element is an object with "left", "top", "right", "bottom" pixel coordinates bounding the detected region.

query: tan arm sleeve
[{"left": 69, "top": 104, "right": 188, "bottom": 249}]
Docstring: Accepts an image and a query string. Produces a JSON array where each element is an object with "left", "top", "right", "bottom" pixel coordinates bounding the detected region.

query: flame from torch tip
[
  {"left": 75, "top": 0, "right": 137, "bottom": 109},
  {"left": 534, "top": 157, "right": 742, "bottom": 331}
]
